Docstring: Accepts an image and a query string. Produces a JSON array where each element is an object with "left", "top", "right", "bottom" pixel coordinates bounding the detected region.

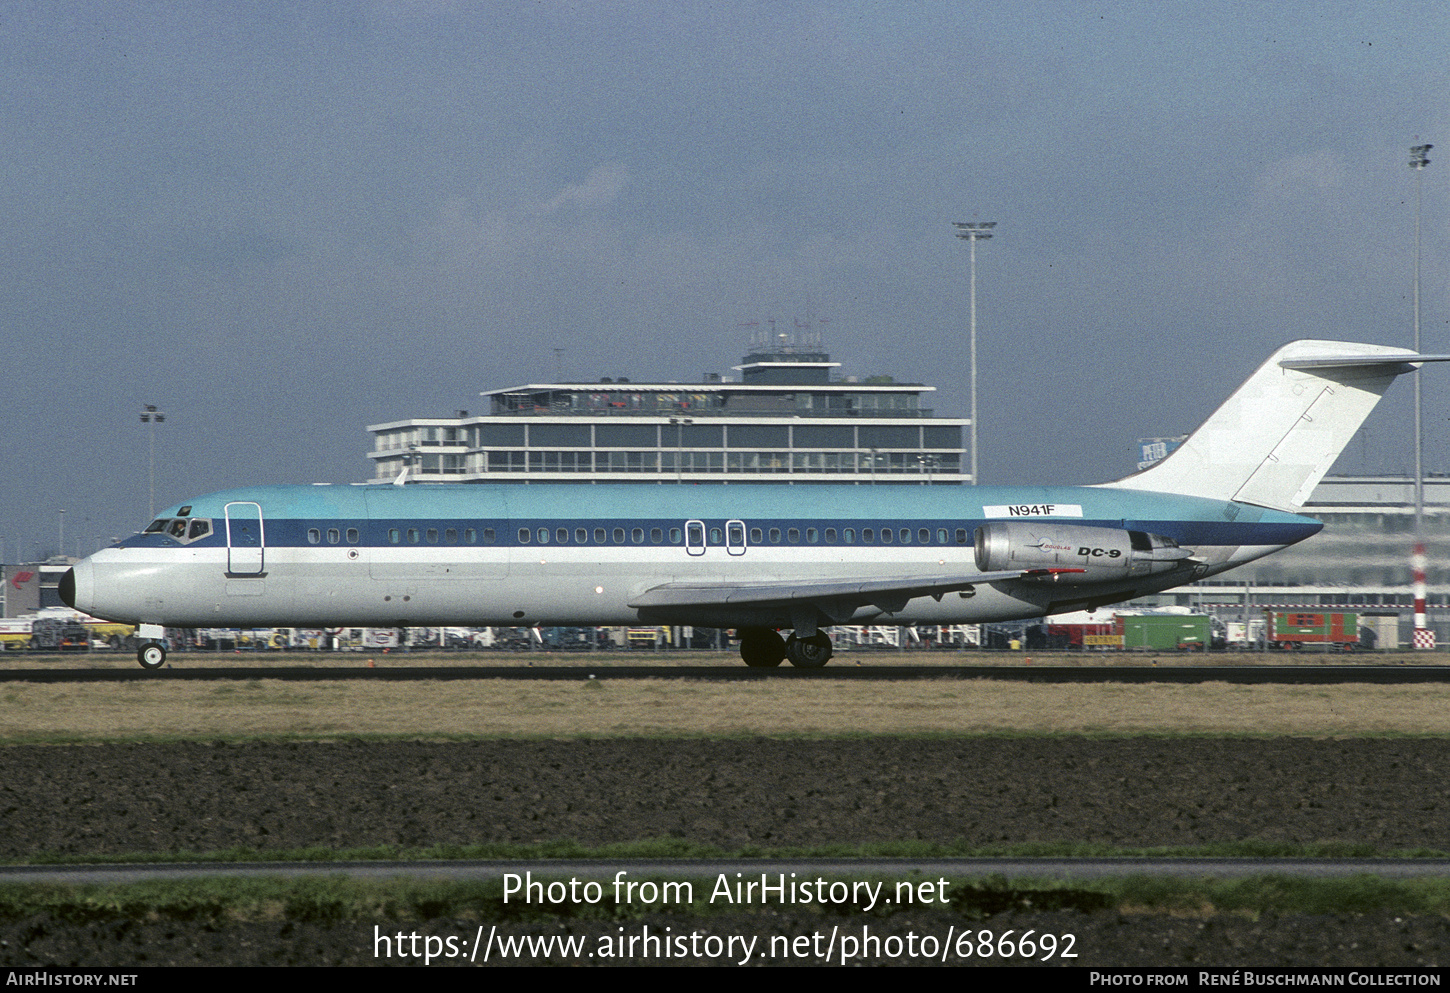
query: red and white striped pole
[{"left": 1413, "top": 542, "right": 1435, "bottom": 649}]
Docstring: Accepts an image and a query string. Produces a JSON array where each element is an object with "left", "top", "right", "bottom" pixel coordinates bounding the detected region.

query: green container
[{"left": 1117, "top": 614, "right": 1211, "bottom": 651}]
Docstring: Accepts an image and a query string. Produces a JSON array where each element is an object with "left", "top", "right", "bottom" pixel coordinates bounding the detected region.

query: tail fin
[{"left": 1103, "top": 339, "right": 1450, "bottom": 510}]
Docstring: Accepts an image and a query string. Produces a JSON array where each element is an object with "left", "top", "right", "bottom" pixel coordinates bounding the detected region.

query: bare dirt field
[{"left": 3, "top": 736, "right": 1450, "bottom": 966}]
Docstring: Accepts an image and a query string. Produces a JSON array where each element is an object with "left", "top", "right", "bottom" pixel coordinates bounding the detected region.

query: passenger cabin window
[
  {"left": 307, "top": 529, "right": 321, "bottom": 544},
  {"left": 347, "top": 528, "right": 360, "bottom": 544},
  {"left": 519, "top": 528, "right": 531, "bottom": 543},
  {"left": 328, "top": 528, "right": 341, "bottom": 544},
  {"left": 576, "top": 528, "right": 588, "bottom": 543}
]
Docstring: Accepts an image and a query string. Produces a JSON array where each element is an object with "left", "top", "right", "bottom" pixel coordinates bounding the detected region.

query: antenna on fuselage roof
[{"left": 392, "top": 467, "right": 410, "bottom": 487}]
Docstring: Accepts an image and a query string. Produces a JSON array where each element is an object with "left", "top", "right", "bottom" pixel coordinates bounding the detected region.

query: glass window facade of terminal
[
  {"left": 366, "top": 348, "right": 967, "bottom": 485},
  {"left": 369, "top": 420, "right": 963, "bottom": 483}
]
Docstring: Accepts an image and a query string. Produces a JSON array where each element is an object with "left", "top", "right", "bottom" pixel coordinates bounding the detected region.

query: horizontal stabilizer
[{"left": 1279, "top": 352, "right": 1450, "bottom": 370}]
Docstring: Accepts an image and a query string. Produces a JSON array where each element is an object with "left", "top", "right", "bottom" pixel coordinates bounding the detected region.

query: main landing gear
[
  {"left": 738, "top": 628, "right": 834, "bottom": 669},
  {"left": 785, "top": 632, "right": 833, "bottom": 668},
  {"left": 137, "top": 642, "right": 167, "bottom": 670}
]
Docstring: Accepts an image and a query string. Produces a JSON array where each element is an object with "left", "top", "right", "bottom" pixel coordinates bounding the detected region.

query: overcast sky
[{"left": 3, "top": 1, "right": 1447, "bottom": 560}]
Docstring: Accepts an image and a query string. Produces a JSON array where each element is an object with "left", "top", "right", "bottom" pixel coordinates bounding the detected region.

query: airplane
[{"left": 61, "top": 339, "right": 1450, "bottom": 670}]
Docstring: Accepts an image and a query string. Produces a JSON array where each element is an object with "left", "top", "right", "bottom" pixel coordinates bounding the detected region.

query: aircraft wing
[{"left": 628, "top": 569, "right": 1064, "bottom": 619}]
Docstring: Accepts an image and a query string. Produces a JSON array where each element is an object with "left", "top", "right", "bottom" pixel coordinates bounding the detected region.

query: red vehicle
[{"left": 1045, "top": 620, "right": 1117, "bottom": 649}]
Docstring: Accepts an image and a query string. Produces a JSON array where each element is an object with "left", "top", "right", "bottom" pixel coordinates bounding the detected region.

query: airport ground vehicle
[{"left": 1266, "top": 611, "right": 1361, "bottom": 651}]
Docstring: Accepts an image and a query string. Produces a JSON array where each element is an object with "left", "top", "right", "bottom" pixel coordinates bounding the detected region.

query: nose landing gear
[{"left": 137, "top": 642, "right": 167, "bottom": 670}]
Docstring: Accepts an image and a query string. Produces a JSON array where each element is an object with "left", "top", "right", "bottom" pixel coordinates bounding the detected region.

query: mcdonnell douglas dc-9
[{"left": 62, "top": 340, "right": 1448, "bottom": 669}]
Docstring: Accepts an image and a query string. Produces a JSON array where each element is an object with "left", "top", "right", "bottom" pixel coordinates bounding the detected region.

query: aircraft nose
[{"left": 60, "top": 559, "right": 94, "bottom": 612}]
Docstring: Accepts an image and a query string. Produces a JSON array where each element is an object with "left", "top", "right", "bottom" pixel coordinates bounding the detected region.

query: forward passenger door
[{"left": 224, "top": 502, "right": 265, "bottom": 576}]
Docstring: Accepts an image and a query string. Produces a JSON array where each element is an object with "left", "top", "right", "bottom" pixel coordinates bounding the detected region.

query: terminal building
[{"left": 366, "top": 336, "right": 969, "bottom": 486}]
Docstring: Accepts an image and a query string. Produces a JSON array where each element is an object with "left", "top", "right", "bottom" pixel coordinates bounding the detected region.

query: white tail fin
[{"left": 1104, "top": 339, "right": 1450, "bottom": 510}]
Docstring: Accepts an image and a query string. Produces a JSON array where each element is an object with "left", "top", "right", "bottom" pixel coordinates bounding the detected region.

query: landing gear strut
[
  {"left": 785, "top": 632, "right": 833, "bottom": 668},
  {"left": 137, "top": 642, "right": 167, "bottom": 670},
  {"left": 739, "top": 628, "right": 785, "bottom": 668}
]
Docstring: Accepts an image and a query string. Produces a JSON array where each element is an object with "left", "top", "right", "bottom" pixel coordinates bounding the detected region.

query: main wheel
[
  {"left": 739, "top": 627, "right": 786, "bottom": 668},
  {"left": 785, "top": 632, "right": 833, "bottom": 668},
  {"left": 137, "top": 642, "right": 167, "bottom": 670}
]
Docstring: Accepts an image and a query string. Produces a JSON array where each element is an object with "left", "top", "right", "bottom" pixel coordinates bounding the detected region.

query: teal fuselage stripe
[{"left": 129, "top": 483, "right": 1323, "bottom": 551}]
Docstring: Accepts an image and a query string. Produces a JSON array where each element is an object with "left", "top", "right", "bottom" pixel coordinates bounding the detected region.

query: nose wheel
[{"left": 137, "top": 642, "right": 167, "bottom": 670}]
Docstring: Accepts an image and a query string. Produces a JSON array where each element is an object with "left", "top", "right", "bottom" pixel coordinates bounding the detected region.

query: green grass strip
[
  {"left": 3, "top": 874, "right": 1450, "bottom": 924},
  {"left": 6, "top": 837, "right": 1450, "bottom": 867}
]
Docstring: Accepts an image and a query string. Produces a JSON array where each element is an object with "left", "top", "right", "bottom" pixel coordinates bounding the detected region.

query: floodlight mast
[
  {"left": 1410, "top": 143, "right": 1433, "bottom": 647},
  {"left": 953, "top": 221, "right": 995, "bottom": 486},
  {"left": 140, "top": 404, "right": 165, "bottom": 521}
]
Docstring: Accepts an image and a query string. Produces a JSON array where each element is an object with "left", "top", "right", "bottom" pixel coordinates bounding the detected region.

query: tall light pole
[
  {"left": 669, "top": 416, "right": 693, "bottom": 483},
  {"left": 1410, "top": 144, "right": 1433, "bottom": 647},
  {"left": 140, "top": 405, "right": 165, "bottom": 520},
  {"left": 953, "top": 221, "right": 996, "bottom": 485}
]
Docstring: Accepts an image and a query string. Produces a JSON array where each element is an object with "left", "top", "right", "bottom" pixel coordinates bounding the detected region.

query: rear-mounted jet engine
[{"left": 974, "top": 522, "right": 1193, "bottom": 582}]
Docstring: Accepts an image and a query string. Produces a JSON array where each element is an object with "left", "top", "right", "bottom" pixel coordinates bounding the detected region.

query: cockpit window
[{"left": 145, "top": 517, "right": 213, "bottom": 543}]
